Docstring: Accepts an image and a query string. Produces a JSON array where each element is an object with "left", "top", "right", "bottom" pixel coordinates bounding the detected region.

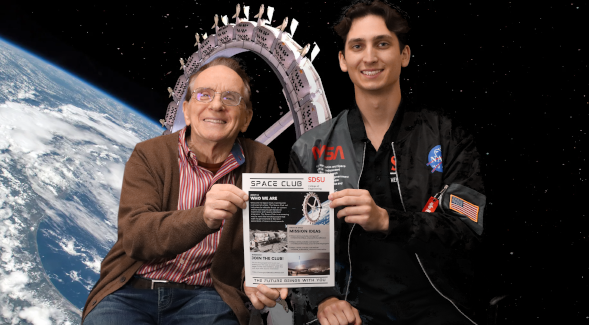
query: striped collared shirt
[{"left": 136, "top": 127, "right": 245, "bottom": 286}]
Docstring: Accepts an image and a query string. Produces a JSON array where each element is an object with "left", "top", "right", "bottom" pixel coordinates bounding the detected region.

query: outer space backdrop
[{"left": 0, "top": 0, "right": 586, "bottom": 324}]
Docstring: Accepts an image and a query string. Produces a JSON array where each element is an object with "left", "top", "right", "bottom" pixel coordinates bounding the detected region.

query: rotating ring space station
[
  {"left": 161, "top": 4, "right": 332, "bottom": 144},
  {"left": 302, "top": 192, "right": 322, "bottom": 224}
]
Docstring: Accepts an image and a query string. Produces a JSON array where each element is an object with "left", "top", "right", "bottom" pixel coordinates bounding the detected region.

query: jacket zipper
[
  {"left": 436, "top": 184, "right": 449, "bottom": 207},
  {"left": 357, "top": 142, "right": 366, "bottom": 191},
  {"left": 304, "top": 143, "right": 366, "bottom": 325},
  {"left": 415, "top": 253, "right": 477, "bottom": 324},
  {"left": 344, "top": 142, "right": 365, "bottom": 302}
]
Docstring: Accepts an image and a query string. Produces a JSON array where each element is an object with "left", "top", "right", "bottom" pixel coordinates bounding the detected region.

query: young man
[{"left": 289, "top": 1, "right": 486, "bottom": 324}]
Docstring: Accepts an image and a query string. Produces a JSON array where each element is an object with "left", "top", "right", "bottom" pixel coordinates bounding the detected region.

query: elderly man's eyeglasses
[{"left": 191, "top": 87, "right": 243, "bottom": 106}]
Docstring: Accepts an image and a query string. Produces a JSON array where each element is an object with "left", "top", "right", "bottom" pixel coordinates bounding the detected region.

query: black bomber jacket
[{"left": 288, "top": 99, "right": 486, "bottom": 324}]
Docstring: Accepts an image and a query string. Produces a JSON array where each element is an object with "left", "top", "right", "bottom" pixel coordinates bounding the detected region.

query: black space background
[{"left": 1, "top": 0, "right": 587, "bottom": 323}]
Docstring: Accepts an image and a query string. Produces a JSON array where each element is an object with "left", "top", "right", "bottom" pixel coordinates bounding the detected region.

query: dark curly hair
[{"left": 334, "top": 0, "right": 411, "bottom": 54}]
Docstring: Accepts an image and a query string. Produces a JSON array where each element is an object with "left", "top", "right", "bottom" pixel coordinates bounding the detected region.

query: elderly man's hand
[
  {"left": 244, "top": 283, "right": 288, "bottom": 310},
  {"left": 203, "top": 184, "right": 248, "bottom": 229}
]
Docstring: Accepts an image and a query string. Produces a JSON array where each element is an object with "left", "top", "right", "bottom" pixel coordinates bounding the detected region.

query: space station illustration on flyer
[{"left": 243, "top": 174, "right": 334, "bottom": 288}]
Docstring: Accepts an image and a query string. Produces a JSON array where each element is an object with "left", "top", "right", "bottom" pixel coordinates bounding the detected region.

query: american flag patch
[{"left": 449, "top": 195, "right": 479, "bottom": 222}]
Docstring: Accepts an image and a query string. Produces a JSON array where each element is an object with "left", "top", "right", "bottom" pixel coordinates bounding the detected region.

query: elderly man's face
[{"left": 183, "top": 65, "right": 253, "bottom": 149}]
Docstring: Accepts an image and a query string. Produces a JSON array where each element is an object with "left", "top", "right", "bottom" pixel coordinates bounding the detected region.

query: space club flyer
[{"left": 242, "top": 173, "right": 334, "bottom": 288}]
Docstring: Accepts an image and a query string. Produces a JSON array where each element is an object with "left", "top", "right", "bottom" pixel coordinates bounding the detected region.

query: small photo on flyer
[
  {"left": 249, "top": 230, "right": 288, "bottom": 253},
  {"left": 287, "top": 253, "right": 330, "bottom": 276}
]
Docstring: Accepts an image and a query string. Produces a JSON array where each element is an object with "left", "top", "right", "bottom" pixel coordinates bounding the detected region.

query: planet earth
[{"left": 0, "top": 38, "right": 163, "bottom": 324}]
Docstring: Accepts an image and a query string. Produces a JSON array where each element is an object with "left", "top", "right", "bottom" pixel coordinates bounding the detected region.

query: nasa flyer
[{"left": 242, "top": 173, "right": 335, "bottom": 288}]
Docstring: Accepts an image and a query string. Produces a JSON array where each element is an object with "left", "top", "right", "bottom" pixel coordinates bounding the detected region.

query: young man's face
[{"left": 338, "top": 14, "right": 410, "bottom": 94}]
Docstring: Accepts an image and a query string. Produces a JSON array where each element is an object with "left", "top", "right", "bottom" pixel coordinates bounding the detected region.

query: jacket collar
[
  {"left": 347, "top": 96, "right": 407, "bottom": 146},
  {"left": 395, "top": 94, "right": 424, "bottom": 143}
]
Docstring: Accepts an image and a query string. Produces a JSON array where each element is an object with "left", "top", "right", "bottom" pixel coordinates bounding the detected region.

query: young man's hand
[
  {"left": 244, "top": 283, "right": 288, "bottom": 310},
  {"left": 329, "top": 189, "right": 389, "bottom": 234},
  {"left": 317, "top": 297, "right": 361, "bottom": 325}
]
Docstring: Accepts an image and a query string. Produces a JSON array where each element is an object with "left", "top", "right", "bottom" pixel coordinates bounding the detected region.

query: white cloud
[
  {"left": 0, "top": 101, "right": 125, "bottom": 246},
  {"left": 0, "top": 219, "right": 24, "bottom": 273},
  {"left": 59, "top": 239, "right": 83, "bottom": 257},
  {"left": 19, "top": 305, "right": 72, "bottom": 325},
  {"left": 65, "top": 270, "right": 95, "bottom": 292},
  {"left": 81, "top": 253, "right": 102, "bottom": 274},
  {"left": 0, "top": 271, "right": 29, "bottom": 293},
  {"left": 0, "top": 301, "right": 15, "bottom": 323},
  {"left": 56, "top": 237, "right": 102, "bottom": 274},
  {"left": 16, "top": 89, "right": 36, "bottom": 100}
]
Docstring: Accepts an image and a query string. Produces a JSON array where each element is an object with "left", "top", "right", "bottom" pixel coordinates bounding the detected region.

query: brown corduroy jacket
[{"left": 82, "top": 131, "right": 279, "bottom": 324}]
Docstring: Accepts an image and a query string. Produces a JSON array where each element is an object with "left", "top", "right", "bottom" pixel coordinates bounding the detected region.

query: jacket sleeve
[
  {"left": 288, "top": 151, "right": 345, "bottom": 312},
  {"left": 117, "top": 147, "right": 218, "bottom": 262},
  {"left": 268, "top": 153, "right": 281, "bottom": 174},
  {"left": 386, "top": 121, "right": 485, "bottom": 255}
]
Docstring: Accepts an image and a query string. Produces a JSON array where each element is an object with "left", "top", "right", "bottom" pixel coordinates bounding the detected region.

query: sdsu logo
[
  {"left": 312, "top": 145, "right": 345, "bottom": 160},
  {"left": 427, "top": 145, "right": 443, "bottom": 173}
]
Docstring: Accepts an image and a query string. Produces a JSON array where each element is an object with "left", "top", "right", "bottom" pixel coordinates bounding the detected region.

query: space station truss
[{"left": 161, "top": 8, "right": 332, "bottom": 145}]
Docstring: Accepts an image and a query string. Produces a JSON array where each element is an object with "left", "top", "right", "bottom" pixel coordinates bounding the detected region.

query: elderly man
[{"left": 83, "top": 57, "right": 287, "bottom": 325}]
